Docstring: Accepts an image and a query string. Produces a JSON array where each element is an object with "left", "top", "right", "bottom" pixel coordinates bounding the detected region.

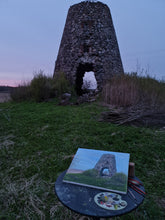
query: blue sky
[
  {"left": 69, "top": 148, "right": 130, "bottom": 175},
  {"left": 0, "top": 0, "right": 165, "bottom": 86}
]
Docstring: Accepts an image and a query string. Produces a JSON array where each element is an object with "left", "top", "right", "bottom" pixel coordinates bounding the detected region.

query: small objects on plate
[{"left": 94, "top": 192, "right": 127, "bottom": 211}]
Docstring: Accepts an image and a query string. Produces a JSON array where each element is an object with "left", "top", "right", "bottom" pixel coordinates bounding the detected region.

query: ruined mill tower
[{"left": 53, "top": 1, "right": 124, "bottom": 95}]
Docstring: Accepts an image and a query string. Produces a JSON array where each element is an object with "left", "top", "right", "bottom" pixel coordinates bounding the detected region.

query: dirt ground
[{"left": 0, "top": 92, "right": 11, "bottom": 103}]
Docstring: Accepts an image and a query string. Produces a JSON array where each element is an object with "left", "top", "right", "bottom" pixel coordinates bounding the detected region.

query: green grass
[
  {"left": 0, "top": 101, "right": 165, "bottom": 219},
  {"left": 64, "top": 171, "right": 127, "bottom": 192}
]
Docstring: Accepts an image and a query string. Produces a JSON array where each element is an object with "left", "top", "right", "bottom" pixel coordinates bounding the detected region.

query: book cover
[{"left": 63, "top": 148, "right": 130, "bottom": 194}]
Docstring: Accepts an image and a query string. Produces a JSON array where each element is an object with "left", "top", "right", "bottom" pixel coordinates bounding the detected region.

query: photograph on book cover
[{"left": 63, "top": 148, "right": 130, "bottom": 194}]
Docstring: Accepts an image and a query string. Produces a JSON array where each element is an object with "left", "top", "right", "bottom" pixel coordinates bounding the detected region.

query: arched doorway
[{"left": 76, "top": 63, "right": 97, "bottom": 95}]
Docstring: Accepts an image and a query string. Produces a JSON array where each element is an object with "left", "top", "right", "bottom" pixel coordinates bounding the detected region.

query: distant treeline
[{"left": 0, "top": 86, "right": 14, "bottom": 93}]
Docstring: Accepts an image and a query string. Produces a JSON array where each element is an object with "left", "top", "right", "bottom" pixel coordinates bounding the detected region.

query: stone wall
[
  {"left": 54, "top": 1, "right": 124, "bottom": 95},
  {"left": 94, "top": 154, "right": 117, "bottom": 177}
]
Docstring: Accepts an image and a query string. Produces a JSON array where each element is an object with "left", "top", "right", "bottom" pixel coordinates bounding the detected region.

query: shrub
[
  {"left": 11, "top": 71, "right": 56, "bottom": 102},
  {"left": 11, "top": 83, "right": 31, "bottom": 102},
  {"left": 83, "top": 169, "right": 98, "bottom": 177},
  {"left": 53, "top": 71, "right": 72, "bottom": 96},
  {"left": 11, "top": 70, "right": 74, "bottom": 102},
  {"left": 30, "top": 71, "right": 55, "bottom": 102}
]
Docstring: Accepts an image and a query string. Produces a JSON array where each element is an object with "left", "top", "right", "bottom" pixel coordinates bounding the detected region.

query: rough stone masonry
[
  {"left": 94, "top": 154, "right": 117, "bottom": 177},
  {"left": 53, "top": 1, "right": 124, "bottom": 95}
]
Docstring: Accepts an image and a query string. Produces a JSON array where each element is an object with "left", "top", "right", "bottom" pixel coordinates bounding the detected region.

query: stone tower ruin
[
  {"left": 53, "top": 1, "right": 124, "bottom": 95},
  {"left": 94, "top": 154, "right": 117, "bottom": 177}
]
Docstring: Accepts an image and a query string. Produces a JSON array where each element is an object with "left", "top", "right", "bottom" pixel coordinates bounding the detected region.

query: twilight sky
[{"left": 0, "top": 0, "right": 165, "bottom": 86}]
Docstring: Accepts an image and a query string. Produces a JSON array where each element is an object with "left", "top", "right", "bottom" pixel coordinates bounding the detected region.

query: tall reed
[{"left": 101, "top": 73, "right": 165, "bottom": 111}]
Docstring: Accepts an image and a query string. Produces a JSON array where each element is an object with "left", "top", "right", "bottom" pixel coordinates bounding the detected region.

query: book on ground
[{"left": 63, "top": 148, "right": 130, "bottom": 194}]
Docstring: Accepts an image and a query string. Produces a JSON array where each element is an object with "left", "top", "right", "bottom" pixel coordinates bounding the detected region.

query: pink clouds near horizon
[
  {"left": 0, "top": 0, "right": 164, "bottom": 86},
  {"left": 0, "top": 76, "right": 32, "bottom": 87},
  {"left": 0, "top": 79, "right": 21, "bottom": 87}
]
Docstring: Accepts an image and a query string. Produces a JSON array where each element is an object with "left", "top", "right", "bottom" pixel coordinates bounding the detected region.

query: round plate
[{"left": 94, "top": 192, "right": 127, "bottom": 211}]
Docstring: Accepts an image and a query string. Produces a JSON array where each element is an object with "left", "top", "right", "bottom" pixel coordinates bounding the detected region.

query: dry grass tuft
[
  {"left": 0, "top": 161, "right": 56, "bottom": 219},
  {"left": 100, "top": 73, "right": 165, "bottom": 127},
  {"left": 0, "top": 154, "right": 88, "bottom": 219},
  {"left": 101, "top": 73, "right": 165, "bottom": 111}
]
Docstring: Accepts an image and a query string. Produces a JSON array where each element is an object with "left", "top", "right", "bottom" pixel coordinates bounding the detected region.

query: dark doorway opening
[{"left": 76, "top": 63, "right": 95, "bottom": 95}]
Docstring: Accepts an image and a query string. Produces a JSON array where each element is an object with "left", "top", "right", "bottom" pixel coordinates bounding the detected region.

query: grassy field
[
  {"left": 64, "top": 170, "right": 127, "bottom": 192},
  {"left": 0, "top": 101, "right": 165, "bottom": 219}
]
